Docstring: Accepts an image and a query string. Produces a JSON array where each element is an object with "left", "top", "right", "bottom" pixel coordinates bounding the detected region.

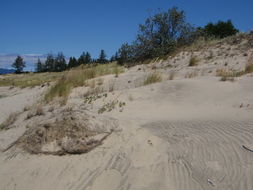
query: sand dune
[{"left": 1, "top": 36, "right": 253, "bottom": 189}]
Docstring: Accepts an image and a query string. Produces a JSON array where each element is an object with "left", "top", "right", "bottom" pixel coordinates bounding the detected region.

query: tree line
[
  {"left": 12, "top": 7, "right": 239, "bottom": 73},
  {"left": 35, "top": 49, "right": 109, "bottom": 72},
  {"left": 12, "top": 49, "right": 109, "bottom": 73},
  {"left": 115, "top": 7, "right": 239, "bottom": 65}
]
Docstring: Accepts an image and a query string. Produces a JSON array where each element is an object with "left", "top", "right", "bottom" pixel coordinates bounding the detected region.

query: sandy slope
[
  {"left": 0, "top": 86, "right": 46, "bottom": 123},
  {"left": 1, "top": 36, "right": 253, "bottom": 189},
  {"left": 0, "top": 75, "right": 253, "bottom": 190}
]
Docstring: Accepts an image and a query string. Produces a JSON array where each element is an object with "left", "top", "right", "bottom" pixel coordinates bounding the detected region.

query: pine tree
[
  {"left": 85, "top": 52, "right": 92, "bottom": 64},
  {"left": 68, "top": 57, "right": 78, "bottom": 68},
  {"left": 12, "top": 55, "right": 25, "bottom": 73},
  {"left": 35, "top": 58, "right": 43, "bottom": 72},
  {"left": 44, "top": 53, "right": 55, "bottom": 72},
  {"left": 55, "top": 52, "right": 67, "bottom": 72},
  {"left": 78, "top": 52, "right": 86, "bottom": 65},
  {"left": 110, "top": 55, "right": 116, "bottom": 62},
  {"left": 98, "top": 50, "right": 107, "bottom": 64}
]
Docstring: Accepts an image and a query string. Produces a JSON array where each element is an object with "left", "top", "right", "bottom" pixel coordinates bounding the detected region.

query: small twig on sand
[
  {"left": 207, "top": 179, "right": 215, "bottom": 187},
  {"left": 242, "top": 145, "right": 253, "bottom": 153}
]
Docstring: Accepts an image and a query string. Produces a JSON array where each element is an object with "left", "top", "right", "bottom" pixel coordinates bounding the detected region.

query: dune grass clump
[
  {"left": 144, "top": 73, "right": 162, "bottom": 85},
  {"left": 44, "top": 62, "right": 124, "bottom": 104},
  {"left": 189, "top": 56, "right": 199, "bottom": 66}
]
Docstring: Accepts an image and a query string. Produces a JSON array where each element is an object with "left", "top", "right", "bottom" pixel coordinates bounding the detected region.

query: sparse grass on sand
[
  {"left": 220, "top": 76, "right": 235, "bottom": 82},
  {"left": 0, "top": 112, "right": 19, "bottom": 130},
  {"left": 144, "top": 72, "right": 162, "bottom": 85},
  {"left": 44, "top": 62, "right": 124, "bottom": 103},
  {"left": 217, "top": 61, "right": 253, "bottom": 80},
  {"left": 0, "top": 72, "right": 63, "bottom": 88},
  {"left": 245, "top": 63, "right": 253, "bottom": 73},
  {"left": 189, "top": 56, "right": 199, "bottom": 66}
]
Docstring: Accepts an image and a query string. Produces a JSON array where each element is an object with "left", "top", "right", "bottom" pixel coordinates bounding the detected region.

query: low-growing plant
[
  {"left": 144, "top": 72, "right": 162, "bottom": 85},
  {"left": 189, "top": 56, "right": 199, "bottom": 66},
  {"left": 35, "top": 106, "right": 44, "bottom": 116},
  {"left": 245, "top": 64, "right": 253, "bottom": 73},
  {"left": 220, "top": 76, "right": 235, "bottom": 82},
  {"left": 216, "top": 69, "right": 244, "bottom": 78},
  {"left": 44, "top": 62, "right": 124, "bottom": 104},
  {"left": 0, "top": 112, "right": 19, "bottom": 130}
]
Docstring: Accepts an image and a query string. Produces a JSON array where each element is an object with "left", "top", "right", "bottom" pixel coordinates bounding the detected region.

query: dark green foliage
[
  {"left": 136, "top": 7, "right": 195, "bottom": 59},
  {"left": 78, "top": 52, "right": 92, "bottom": 65},
  {"left": 117, "top": 43, "right": 134, "bottom": 65},
  {"left": 68, "top": 57, "right": 78, "bottom": 68},
  {"left": 44, "top": 53, "right": 55, "bottom": 72},
  {"left": 35, "top": 58, "right": 43, "bottom": 72},
  {"left": 116, "top": 7, "right": 195, "bottom": 64},
  {"left": 204, "top": 20, "right": 238, "bottom": 38},
  {"left": 110, "top": 55, "right": 116, "bottom": 62},
  {"left": 78, "top": 52, "right": 86, "bottom": 65},
  {"left": 12, "top": 56, "right": 26, "bottom": 73},
  {"left": 116, "top": 8, "right": 240, "bottom": 65},
  {"left": 98, "top": 50, "right": 107, "bottom": 64},
  {"left": 55, "top": 52, "right": 67, "bottom": 72},
  {"left": 85, "top": 52, "right": 92, "bottom": 64}
]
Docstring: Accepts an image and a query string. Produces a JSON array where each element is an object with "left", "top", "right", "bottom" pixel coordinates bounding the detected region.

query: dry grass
[
  {"left": 216, "top": 69, "right": 245, "bottom": 78},
  {"left": 0, "top": 72, "right": 63, "bottom": 88},
  {"left": 0, "top": 112, "right": 19, "bottom": 130},
  {"left": 44, "top": 62, "right": 124, "bottom": 104},
  {"left": 26, "top": 106, "right": 45, "bottom": 120},
  {"left": 144, "top": 72, "right": 162, "bottom": 85},
  {"left": 189, "top": 56, "right": 199, "bottom": 67},
  {"left": 245, "top": 63, "right": 253, "bottom": 73},
  {"left": 220, "top": 76, "right": 235, "bottom": 82}
]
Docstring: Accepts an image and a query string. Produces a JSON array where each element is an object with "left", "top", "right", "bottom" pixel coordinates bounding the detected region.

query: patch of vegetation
[
  {"left": 98, "top": 100, "right": 126, "bottom": 114},
  {"left": 220, "top": 76, "right": 235, "bottom": 82},
  {"left": 44, "top": 62, "right": 124, "bottom": 104},
  {"left": 189, "top": 56, "right": 199, "bottom": 66},
  {"left": 0, "top": 112, "right": 19, "bottom": 130},
  {"left": 144, "top": 73, "right": 162, "bottom": 85},
  {"left": 26, "top": 106, "right": 45, "bottom": 120},
  {"left": 84, "top": 93, "right": 107, "bottom": 104},
  {"left": 19, "top": 111, "right": 112, "bottom": 155},
  {"left": 216, "top": 67, "right": 250, "bottom": 79},
  {"left": 0, "top": 72, "right": 63, "bottom": 88},
  {"left": 203, "top": 20, "right": 238, "bottom": 39},
  {"left": 245, "top": 63, "right": 253, "bottom": 73}
]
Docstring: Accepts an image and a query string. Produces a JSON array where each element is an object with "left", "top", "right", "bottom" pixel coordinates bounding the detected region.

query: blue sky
[{"left": 0, "top": 0, "right": 253, "bottom": 69}]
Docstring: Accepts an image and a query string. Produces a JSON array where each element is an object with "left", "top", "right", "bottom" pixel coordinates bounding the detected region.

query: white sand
[{"left": 0, "top": 37, "right": 253, "bottom": 190}]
